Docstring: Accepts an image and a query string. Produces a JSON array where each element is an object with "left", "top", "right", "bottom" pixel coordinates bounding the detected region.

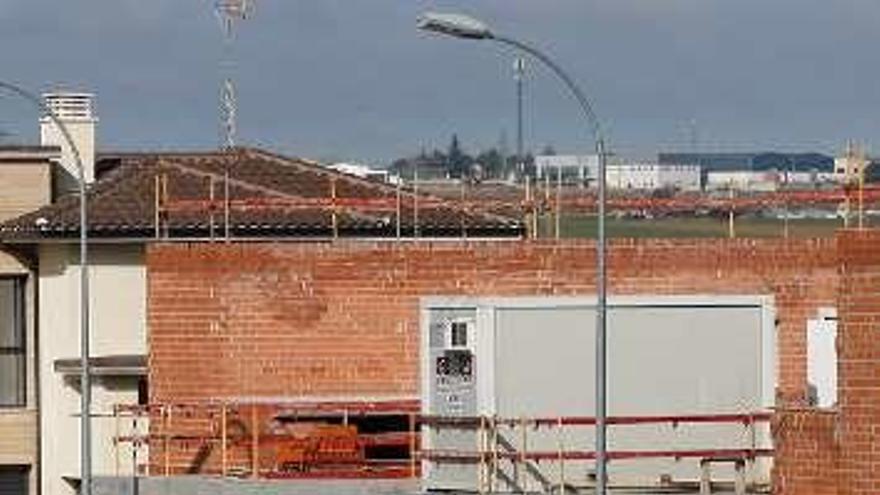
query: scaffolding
[
  {"left": 113, "top": 400, "right": 420, "bottom": 479},
  {"left": 112, "top": 400, "right": 772, "bottom": 493},
  {"left": 151, "top": 165, "right": 879, "bottom": 242}
]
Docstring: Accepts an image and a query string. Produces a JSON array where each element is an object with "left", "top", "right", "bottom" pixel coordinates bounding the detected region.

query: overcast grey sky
[{"left": 2, "top": 0, "right": 880, "bottom": 163}]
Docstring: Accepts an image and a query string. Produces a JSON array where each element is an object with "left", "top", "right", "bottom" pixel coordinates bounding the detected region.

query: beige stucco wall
[
  {"left": 0, "top": 162, "right": 51, "bottom": 222},
  {"left": 39, "top": 243, "right": 146, "bottom": 495}
]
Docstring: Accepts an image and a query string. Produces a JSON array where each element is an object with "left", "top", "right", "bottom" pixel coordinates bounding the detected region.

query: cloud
[{"left": 3, "top": 0, "right": 880, "bottom": 160}]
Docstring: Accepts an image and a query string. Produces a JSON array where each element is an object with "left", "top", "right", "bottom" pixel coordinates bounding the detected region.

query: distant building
[
  {"left": 662, "top": 151, "right": 840, "bottom": 190},
  {"left": 535, "top": 154, "right": 700, "bottom": 191},
  {"left": 706, "top": 171, "right": 779, "bottom": 192},
  {"left": 534, "top": 154, "right": 597, "bottom": 181},
  {"left": 833, "top": 143, "right": 869, "bottom": 183},
  {"left": 659, "top": 152, "right": 760, "bottom": 171},
  {"left": 327, "top": 162, "right": 400, "bottom": 185},
  {"left": 659, "top": 152, "right": 834, "bottom": 173},
  {"left": 607, "top": 163, "right": 701, "bottom": 191}
]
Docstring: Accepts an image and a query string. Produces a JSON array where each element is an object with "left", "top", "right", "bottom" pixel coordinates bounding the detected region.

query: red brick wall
[
  {"left": 772, "top": 409, "right": 839, "bottom": 495},
  {"left": 150, "top": 235, "right": 880, "bottom": 490},
  {"left": 836, "top": 230, "right": 880, "bottom": 495},
  {"left": 147, "top": 239, "right": 837, "bottom": 405}
]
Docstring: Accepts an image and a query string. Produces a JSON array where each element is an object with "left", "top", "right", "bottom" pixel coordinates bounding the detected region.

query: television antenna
[{"left": 214, "top": 0, "right": 254, "bottom": 150}]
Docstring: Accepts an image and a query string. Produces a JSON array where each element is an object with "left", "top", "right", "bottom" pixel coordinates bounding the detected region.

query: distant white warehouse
[
  {"left": 327, "top": 162, "right": 400, "bottom": 185},
  {"left": 535, "top": 155, "right": 701, "bottom": 191}
]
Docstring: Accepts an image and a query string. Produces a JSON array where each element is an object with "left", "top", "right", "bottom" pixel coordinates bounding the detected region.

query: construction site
[
  {"left": 2, "top": 2, "right": 878, "bottom": 495},
  {"left": 0, "top": 140, "right": 866, "bottom": 495},
  {"left": 0, "top": 125, "right": 871, "bottom": 495}
]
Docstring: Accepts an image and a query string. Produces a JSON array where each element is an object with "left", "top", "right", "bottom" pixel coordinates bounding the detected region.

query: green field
[{"left": 534, "top": 215, "right": 861, "bottom": 239}]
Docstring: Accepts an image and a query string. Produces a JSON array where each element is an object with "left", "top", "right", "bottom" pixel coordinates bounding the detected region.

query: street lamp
[
  {"left": 417, "top": 12, "right": 611, "bottom": 494},
  {"left": 0, "top": 81, "right": 92, "bottom": 495}
]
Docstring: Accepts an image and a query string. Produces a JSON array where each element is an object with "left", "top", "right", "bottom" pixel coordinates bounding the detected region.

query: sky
[{"left": 2, "top": 0, "right": 880, "bottom": 164}]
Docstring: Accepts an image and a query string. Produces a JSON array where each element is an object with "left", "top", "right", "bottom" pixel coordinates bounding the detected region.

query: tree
[
  {"left": 447, "top": 134, "right": 471, "bottom": 178},
  {"left": 475, "top": 148, "right": 505, "bottom": 179}
]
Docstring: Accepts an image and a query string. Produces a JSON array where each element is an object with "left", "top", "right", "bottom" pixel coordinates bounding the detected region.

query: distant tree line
[{"left": 390, "top": 134, "right": 558, "bottom": 181}]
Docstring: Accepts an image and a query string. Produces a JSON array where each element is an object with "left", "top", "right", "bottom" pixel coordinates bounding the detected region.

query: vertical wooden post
[
  {"left": 544, "top": 171, "right": 550, "bottom": 202},
  {"left": 131, "top": 414, "right": 139, "bottom": 479},
  {"left": 749, "top": 415, "right": 757, "bottom": 454},
  {"left": 557, "top": 417, "right": 565, "bottom": 494},
  {"left": 490, "top": 416, "right": 498, "bottom": 493},
  {"left": 209, "top": 176, "right": 216, "bottom": 241},
  {"left": 460, "top": 179, "right": 467, "bottom": 239},
  {"left": 163, "top": 405, "right": 171, "bottom": 476},
  {"left": 478, "top": 416, "right": 487, "bottom": 495},
  {"left": 251, "top": 404, "right": 259, "bottom": 478},
  {"left": 331, "top": 178, "right": 338, "bottom": 239},
  {"left": 132, "top": 413, "right": 144, "bottom": 477},
  {"left": 545, "top": 171, "right": 552, "bottom": 237},
  {"left": 555, "top": 166, "right": 562, "bottom": 239},
  {"left": 113, "top": 404, "right": 120, "bottom": 477},
  {"left": 396, "top": 179, "right": 402, "bottom": 239},
  {"left": 734, "top": 460, "right": 746, "bottom": 495},
  {"left": 141, "top": 409, "right": 149, "bottom": 477},
  {"left": 728, "top": 186, "right": 736, "bottom": 239},
  {"left": 859, "top": 167, "right": 865, "bottom": 230},
  {"left": 413, "top": 164, "right": 420, "bottom": 238},
  {"left": 518, "top": 417, "right": 527, "bottom": 493},
  {"left": 524, "top": 177, "right": 532, "bottom": 239},
  {"left": 153, "top": 175, "right": 160, "bottom": 239},
  {"left": 700, "top": 460, "right": 711, "bottom": 495},
  {"left": 161, "top": 174, "right": 168, "bottom": 238},
  {"left": 224, "top": 169, "right": 231, "bottom": 241},
  {"left": 408, "top": 412, "right": 417, "bottom": 478},
  {"left": 221, "top": 404, "right": 228, "bottom": 477}
]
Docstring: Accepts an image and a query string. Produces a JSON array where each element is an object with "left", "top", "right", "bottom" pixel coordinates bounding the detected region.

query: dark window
[
  {"left": 0, "top": 278, "right": 25, "bottom": 408},
  {"left": 0, "top": 465, "right": 29, "bottom": 495},
  {"left": 450, "top": 321, "right": 468, "bottom": 348}
]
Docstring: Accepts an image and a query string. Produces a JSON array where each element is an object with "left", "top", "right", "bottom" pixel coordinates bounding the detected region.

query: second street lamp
[{"left": 418, "top": 12, "right": 611, "bottom": 494}]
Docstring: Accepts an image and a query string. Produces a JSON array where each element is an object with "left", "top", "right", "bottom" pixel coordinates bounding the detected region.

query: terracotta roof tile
[{"left": 0, "top": 148, "right": 523, "bottom": 240}]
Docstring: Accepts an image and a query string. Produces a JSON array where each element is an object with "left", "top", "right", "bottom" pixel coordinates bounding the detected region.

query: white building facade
[
  {"left": 535, "top": 155, "right": 700, "bottom": 191},
  {"left": 706, "top": 171, "right": 779, "bottom": 192}
]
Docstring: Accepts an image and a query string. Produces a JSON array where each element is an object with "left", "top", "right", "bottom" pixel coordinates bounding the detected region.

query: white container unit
[{"left": 421, "top": 296, "right": 776, "bottom": 492}]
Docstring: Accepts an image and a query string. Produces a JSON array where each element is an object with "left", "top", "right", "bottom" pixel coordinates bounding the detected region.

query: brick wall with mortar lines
[
  {"left": 147, "top": 239, "right": 840, "bottom": 477},
  {"left": 148, "top": 239, "right": 837, "bottom": 405},
  {"left": 772, "top": 409, "right": 839, "bottom": 495},
  {"left": 835, "top": 230, "right": 880, "bottom": 495}
]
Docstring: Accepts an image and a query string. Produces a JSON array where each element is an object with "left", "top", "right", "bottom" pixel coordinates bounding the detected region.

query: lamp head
[{"left": 417, "top": 12, "right": 493, "bottom": 40}]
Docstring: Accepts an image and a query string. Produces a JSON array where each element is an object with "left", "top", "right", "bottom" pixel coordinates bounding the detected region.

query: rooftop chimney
[{"left": 39, "top": 92, "right": 97, "bottom": 194}]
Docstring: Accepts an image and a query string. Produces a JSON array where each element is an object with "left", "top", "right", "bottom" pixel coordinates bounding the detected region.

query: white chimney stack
[{"left": 39, "top": 92, "right": 97, "bottom": 191}]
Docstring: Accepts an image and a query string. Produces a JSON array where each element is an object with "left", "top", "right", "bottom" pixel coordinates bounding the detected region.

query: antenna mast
[{"left": 215, "top": 0, "right": 253, "bottom": 150}]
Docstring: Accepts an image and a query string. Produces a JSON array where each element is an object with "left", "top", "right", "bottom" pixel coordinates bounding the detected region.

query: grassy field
[{"left": 535, "top": 215, "right": 862, "bottom": 238}]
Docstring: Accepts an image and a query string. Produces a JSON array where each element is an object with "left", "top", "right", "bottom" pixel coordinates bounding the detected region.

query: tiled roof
[{"left": 0, "top": 148, "right": 523, "bottom": 240}]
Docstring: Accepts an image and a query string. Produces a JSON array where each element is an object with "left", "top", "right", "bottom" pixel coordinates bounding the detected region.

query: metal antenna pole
[{"left": 215, "top": 0, "right": 253, "bottom": 149}]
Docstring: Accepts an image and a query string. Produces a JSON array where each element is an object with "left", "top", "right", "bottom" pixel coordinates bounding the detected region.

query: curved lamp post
[
  {"left": 0, "top": 81, "right": 92, "bottom": 495},
  {"left": 417, "top": 13, "right": 610, "bottom": 493}
]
